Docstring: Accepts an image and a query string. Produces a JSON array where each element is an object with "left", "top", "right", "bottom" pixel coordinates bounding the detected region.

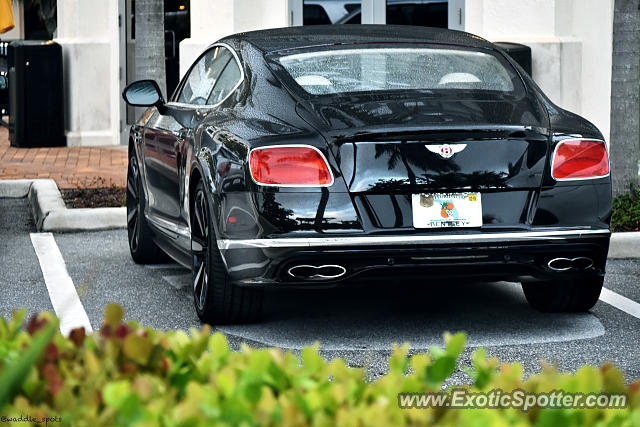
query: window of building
[
  {"left": 386, "top": 2, "right": 448, "bottom": 28},
  {"left": 303, "top": 1, "right": 361, "bottom": 25},
  {"left": 303, "top": 5, "right": 332, "bottom": 25},
  {"left": 303, "top": 0, "right": 448, "bottom": 28}
]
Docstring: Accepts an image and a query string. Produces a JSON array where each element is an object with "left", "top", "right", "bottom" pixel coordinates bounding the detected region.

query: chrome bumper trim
[{"left": 217, "top": 229, "right": 610, "bottom": 250}]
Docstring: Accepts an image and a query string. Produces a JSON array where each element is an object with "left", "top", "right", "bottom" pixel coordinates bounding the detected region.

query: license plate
[{"left": 412, "top": 193, "right": 482, "bottom": 228}]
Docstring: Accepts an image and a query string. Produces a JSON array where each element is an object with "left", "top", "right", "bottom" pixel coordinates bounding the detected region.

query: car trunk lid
[
  {"left": 296, "top": 94, "right": 550, "bottom": 193},
  {"left": 296, "top": 94, "right": 550, "bottom": 230}
]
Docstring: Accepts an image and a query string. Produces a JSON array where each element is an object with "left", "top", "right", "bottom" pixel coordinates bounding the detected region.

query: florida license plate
[{"left": 412, "top": 193, "right": 483, "bottom": 228}]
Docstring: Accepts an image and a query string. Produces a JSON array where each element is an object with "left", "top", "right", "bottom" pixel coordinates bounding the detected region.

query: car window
[
  {"left": 177, "top": 46, "right": 232, "bottom": 105},
  {"left": 276, "top": 46, "right": 523, "bottom": 96},
  {"left": 206, "top": 56, "right": 242, "bottom": 105}
]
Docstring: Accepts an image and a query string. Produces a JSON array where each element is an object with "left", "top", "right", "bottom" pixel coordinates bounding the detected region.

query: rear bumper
[
  {"left": 219, "top": 228, "right": 611, "bottom": 287},
  {"left": 218, "top": 229, "right": 610, "bottom": 250}
]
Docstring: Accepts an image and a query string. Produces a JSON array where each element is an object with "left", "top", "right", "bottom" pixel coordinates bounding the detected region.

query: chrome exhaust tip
[
  {"left": 548, "top": 258, "right": 572, "bottom": 271},
  {"left": 287, "top": 264, "right": 347, "bottom": 280},
  {"left": 547, "top": 257, "right": 594, "bottom": 271},
  {"left": 571, "top": 257, "right": 594, "bottom": 270}
]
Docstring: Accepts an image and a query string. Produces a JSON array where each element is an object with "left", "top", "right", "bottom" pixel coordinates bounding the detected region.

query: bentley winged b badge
[{"left": 426, "top": 144, "right": 467, "bottom": 159}]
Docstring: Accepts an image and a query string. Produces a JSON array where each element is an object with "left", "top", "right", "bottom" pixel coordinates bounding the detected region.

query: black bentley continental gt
[{"left": 122, "top": 26, "right": 611, "bottom": 324}]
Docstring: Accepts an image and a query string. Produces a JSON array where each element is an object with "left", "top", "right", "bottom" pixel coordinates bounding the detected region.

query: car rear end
[{"left": 218, "top": 38, "right": 611, "bottom": 301}]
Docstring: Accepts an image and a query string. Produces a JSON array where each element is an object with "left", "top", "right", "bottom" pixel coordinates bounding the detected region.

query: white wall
[
  {"left": 464, "top": 0, "right": 614, "bottom": 142},
  {"left": 569, "top": 0, "right": 613, "bottom": 144},
  {"left": 55, "top": 0, "right": 121, "bottom": 146},
  {"left": 180, "top": 0, "right": 289, "bottom": 78}
]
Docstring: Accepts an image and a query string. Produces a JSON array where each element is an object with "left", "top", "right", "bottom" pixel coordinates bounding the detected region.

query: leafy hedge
[
  {"left": 1, "top": 305, "right": 639, "bottom": 426},
  {"left": 612, "top": 186, "right": 640, "bottom": 232}
]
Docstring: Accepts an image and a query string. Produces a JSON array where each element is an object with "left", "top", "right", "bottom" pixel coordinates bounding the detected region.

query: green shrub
[
  {"left": 0, "top": 305, "right": 639, "bottom": 426},
  {"left": 612, "top": 186, "right": 640, "bottom": 232}
]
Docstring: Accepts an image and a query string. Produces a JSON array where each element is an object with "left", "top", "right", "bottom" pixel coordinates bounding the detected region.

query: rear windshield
[{"left": 275, "top": 46, "right": 523, "bottom": 96}]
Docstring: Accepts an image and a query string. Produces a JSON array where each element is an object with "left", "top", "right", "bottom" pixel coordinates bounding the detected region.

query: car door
[{"left": 142, "top": 45, "right": 235, "bottom": 227}]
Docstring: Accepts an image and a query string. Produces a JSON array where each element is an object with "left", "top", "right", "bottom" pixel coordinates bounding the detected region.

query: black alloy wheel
[
  {"left": 191, "top": 180, "right": 263, "bottom": 324},
  {"left": 191, "top": 186, "right": 211, "bottom": 315},
  {"left": 126, "top": 148, "right": 163, "bottom": 263}
]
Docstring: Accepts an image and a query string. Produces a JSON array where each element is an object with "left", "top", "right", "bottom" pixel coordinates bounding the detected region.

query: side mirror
[{"left": 122, "top": 80, "right": 164, "bottom": 107}]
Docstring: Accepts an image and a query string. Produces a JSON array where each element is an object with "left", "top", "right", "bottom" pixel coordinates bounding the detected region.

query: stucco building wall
[{"left": 465, "top": 0, "right": 614, "bottom": 141}]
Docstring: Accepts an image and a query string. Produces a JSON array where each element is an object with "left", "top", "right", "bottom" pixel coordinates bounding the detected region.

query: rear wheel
[
  {"left": 521, "top": 276, "right": 604, "bottom": 312},
  {"left": 191, "top": 181, "right": 263, "bottom": 324},
  {"left": 126, "top": 149, "right": 163, "bottom": 263}
]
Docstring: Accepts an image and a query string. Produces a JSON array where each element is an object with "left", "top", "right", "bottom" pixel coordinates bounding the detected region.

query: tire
[
  {"left": 521, "top": 276, "right": 604, "bottom": 312},
  {"left": 191, "top": 181, "right": 263, "bottom": 324},
  {"left": 126, "top": 148, "right": 164, "bottom": 264}
]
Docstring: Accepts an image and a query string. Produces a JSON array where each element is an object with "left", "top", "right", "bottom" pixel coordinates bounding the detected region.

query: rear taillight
[
  {"left": 551, "top": 139, "right": 609, "bottom": 180},
  {"left": 249, "top": 145, "right": 334, "bottom": 187}
]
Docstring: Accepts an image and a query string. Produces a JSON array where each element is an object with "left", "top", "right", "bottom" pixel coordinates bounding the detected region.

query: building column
[
  {"left": 55, "top": 0, "right": 121, "bottom": 146},
  {"left": 179, "top": 0, "right": 290, "bottom": 78},
  {"left": 361, "top": 0, "right": 386, "bottom": 24}
]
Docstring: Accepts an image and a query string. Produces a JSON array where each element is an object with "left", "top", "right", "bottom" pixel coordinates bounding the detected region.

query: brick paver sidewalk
[{"left": 0, "top": 127, "right": 127, "bottom": 189}]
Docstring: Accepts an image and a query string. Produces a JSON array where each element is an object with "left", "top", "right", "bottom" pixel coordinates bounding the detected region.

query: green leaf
[
  {"left": 105, "top": 304, "right": 124, "bottom": 328},
  {"left": 426, "top": 355, "right": 457, "bottom": 386},
  {"left": 123, "top": 334, "right": 152, "bottom": 365},
  {"left": 464, "top": 347, "right": 499, "bottom": 390},
  {"left": 444, "top": 332, "right": 467, "bottom": 358},
  {"left": 429, "top": 346, "right": 446, "bottom": 359},
  {"left": 301, "top": 343, "right": 323, "bottom": 375},
  {"left": 573, "top": 365, "right": 602, "bottom": 393},
  {"left": 244, "top": 382, "right": 263, "bottom": 403},
  {"left": 471, "top": 346, "right": 488, "bottom": 368},
  {"left": 0, "top": 319, "right": 57, "bottom": 410},
  {"left": 103, "top": 380, "right": 132, "bottom": 409},
  {"left": 389, "top": 343, "right": 410, "bottom": 375},
  {"left": 209, "top": 332, "right": 230, "bottom": 362}
]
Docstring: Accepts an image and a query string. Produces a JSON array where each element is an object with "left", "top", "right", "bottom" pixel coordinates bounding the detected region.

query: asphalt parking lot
[{"left": 2, "top": 197, "right": 640, "bottom": 382}]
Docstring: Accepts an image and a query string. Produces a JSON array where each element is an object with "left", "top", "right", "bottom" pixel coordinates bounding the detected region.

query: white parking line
[
  {"left": 600, "top": 287, "right": 640, "bottom": 319},
  {"left": 30, "top": 233, "right": 93, "bottom": 336}
]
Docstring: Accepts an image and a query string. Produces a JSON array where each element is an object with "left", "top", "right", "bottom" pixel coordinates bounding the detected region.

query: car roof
[{"left": 221, "top": 25, "right": 494, "bottom": 54}]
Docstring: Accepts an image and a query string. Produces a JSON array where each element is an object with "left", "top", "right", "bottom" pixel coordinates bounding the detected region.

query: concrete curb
[
  {"left": 0, "top": 179, "right": 34, "bottom": 198},
  {"left": 608, "top": 233, "right": 640, "bottom": 259},
  {"left": 2, "top": 179, "right": 125, "bottom": 232}
]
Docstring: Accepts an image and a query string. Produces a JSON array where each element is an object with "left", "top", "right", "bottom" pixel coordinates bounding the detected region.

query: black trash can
[
  {"left": 8, "top": 40, "right": 65, "bottom": 147},
  {"left": 494, "top": 42, "right": 532, "bottom": 77},
  {"left": 0, "top": 41, "right": 8, "bottom": 116}
]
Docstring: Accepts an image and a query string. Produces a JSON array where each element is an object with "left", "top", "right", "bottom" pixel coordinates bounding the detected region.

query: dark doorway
[{"left": 24, "top": 0, "right": 57, "bottom": 40}]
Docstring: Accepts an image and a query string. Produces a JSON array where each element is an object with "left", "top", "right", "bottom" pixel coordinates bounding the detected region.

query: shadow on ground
[{"left": 219, "top": 278, "right": 604, "bottom": 350}]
